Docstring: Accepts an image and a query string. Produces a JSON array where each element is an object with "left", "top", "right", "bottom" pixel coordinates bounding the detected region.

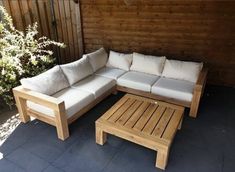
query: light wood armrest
[
  {"left": 194, "top": 67, "right": 208, "bottom": 91},
  {"left": 13, "top": 86, "right": 64, "bottom": 110}
]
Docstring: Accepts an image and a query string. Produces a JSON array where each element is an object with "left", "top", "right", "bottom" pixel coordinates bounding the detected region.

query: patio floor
[{"left": 0, "top": 85, "right": 234, "bottom": 172}]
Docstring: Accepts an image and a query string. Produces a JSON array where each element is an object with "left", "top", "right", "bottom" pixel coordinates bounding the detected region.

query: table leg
[
  {"left": 178, "top": 117, "right": 183, "bottom": 130},
  {"left": 156, "top": 148, "right": 169, "bottom": 170},
  {"left": 96, "top": 127, "right": 107, "bottom": 145}
]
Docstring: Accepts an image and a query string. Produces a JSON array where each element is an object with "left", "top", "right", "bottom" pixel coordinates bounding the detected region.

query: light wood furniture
[
  {"left": 96, "top": 94, "right": 184, "bottom": 170},
  {"left": 13, "top": 85, "right": 116, "bottom": 140},
  {"left": 117, "top": 67, "right": 208, "bottom": 118}
]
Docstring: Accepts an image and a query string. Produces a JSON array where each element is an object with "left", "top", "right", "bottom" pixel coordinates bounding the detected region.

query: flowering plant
[{"left": 0, "top": 6, "right": 65, "bottom": 107}]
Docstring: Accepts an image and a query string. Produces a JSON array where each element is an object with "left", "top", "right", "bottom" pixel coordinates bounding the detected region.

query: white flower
[{"left": 1, "top": 69, "right": 6, "bottom": 75}]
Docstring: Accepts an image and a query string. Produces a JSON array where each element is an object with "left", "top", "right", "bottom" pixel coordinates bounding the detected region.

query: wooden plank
[
  {"left": 101, "top": 95, "right": 129, "bottom": 120},
  {"left": 64, "top": 0, "right": 75, "bottom": 61},
  {"left": 8, "top": 0, "right": 24, "bottom": 31},
  {"left": 162, "top": 110, "right": 184, "bottom": 141},
  {"left": 75, "top": 0, "right": 84, "bottom": 57},
  {"left": 70, "top": 0, "right": 80, "bottom": 60},
  {"left": 52, "top": 0, "right": 66, "bottom": 64},
  {"left": 124, "top": 101, "right": 150, "bottom": 128},
  {"left": 116, "top": 100, "right": 142, "bottom": 126},
  {"left": 108, "top": 98, "right": 136, "bottom": 123},
  {"left": 133, "top": 103, "right": 158, "bottom": 131},
  {"left": 19, "top": 0, "right": 33, "bottom": 26},
  {"left": 58, "top": 0, "right": 71, "bottom": 63},
  {"left": 142, "top": 106, "right": 166, "bottom": 135},
  {"left": 152, "top": 108, "right": 174, "bottom": 137}
]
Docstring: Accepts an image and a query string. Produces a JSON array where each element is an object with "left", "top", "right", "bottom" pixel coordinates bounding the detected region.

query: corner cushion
[
  {"left": 95, "top": 67, "right": 126, "bottom": 80},
  {"left": 117, "top": 71, "right": 160, "bottom": 92},
  {"left": 151, "top": 77, "right": 195, "bottom": 102}
]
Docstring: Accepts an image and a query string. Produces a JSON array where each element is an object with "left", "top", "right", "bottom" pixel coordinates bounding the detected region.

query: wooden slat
[
  {"left": 108, "top": 98, "right": 136, "bottom": 123},
  {"left": 70, "top": 0, "right": 80, "bottom": 60},
  {"left": 162, "top": 110, "right": 184, "bottom": 141},
  {"left": 116, "top": 100, "right": 142, "bottom": 126},
  {"left": 101, "top": 96, "right": 129, "bottom": 120},
  {"left": 64, "top": 0, "right": 75, "bottom": 61},
  {"left": 124, "top": 101, "right": 150, "bottom": 128},
  {"left": 152, "top": 108, "right": 174, "bottom": 137},
  {"left": 142, "top": 106, "right": 166, "bottom": 135},
  {"left": 133, "top": 103, "right": 158, "bottom": 131}
]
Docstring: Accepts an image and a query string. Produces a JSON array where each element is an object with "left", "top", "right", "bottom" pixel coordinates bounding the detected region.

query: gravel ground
[{"left": 0, "top": 103, "right": 20, "bottom": 145}]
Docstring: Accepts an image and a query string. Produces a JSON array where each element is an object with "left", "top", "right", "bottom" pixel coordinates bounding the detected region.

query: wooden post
[
  {"left": 54, "top": 102, "right": 69, "bottom": 140},
  {"left": 95, "top": 126, "right": 107, "bottom": 145},
  {"left": 156, "top": 148, "right": 169, "bottom": 170},
  {"left": 14, "top": 94, "right": 30, "bottom": 123}
]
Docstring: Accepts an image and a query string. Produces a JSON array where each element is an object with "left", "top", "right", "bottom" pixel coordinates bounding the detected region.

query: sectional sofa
[{"left": 13, "top": 48, "right": 207, "bottom": 140}]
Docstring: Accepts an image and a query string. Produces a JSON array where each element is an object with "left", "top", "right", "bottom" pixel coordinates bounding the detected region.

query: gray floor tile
[{"left": 6, "top": 148, "right": 50, "bottom": 172}]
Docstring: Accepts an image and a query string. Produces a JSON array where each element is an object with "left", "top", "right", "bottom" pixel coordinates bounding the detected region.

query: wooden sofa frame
[
  {"left": 13, "top": 86, "right": 116, "bottom": 140},
  {"left": 13, "top": 67, "right": 207, "bottom": 140},
  {"left": 117, "top": 67, "right": 208, "bottom": 118}
]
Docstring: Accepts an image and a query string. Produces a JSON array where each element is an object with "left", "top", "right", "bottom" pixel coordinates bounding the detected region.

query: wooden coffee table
[{"left": 95, "top": 94, "right": 184, "bottom": 170}]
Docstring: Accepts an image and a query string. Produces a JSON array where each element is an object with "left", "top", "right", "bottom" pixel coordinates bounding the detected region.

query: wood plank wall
[
  {"left": 80, "top": 0, "right": 235, "bottom": 86},
  {"left": 0, "top": 0, "right": 83, "bottom": 64}
]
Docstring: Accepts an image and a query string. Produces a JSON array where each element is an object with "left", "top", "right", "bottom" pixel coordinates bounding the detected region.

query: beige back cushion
[
  {"left": 20, "top": 66, "right": 69, "bottom": 95},
  {"left": 85, "top": 48, "right": 108, "bottom": 72},
  {"left": 60, "top": 57, "right": 93, "bottom": 85},
  {"left": 162, "top": 59, "right": 203, "bottom": 83},
  {"left": 130, "top": 52, "right": 166, "bottom": 76}
]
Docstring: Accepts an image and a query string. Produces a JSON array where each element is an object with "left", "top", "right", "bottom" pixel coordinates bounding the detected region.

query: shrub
[{"left": 0, "top": 6, "right": 65, "bottom": 107}]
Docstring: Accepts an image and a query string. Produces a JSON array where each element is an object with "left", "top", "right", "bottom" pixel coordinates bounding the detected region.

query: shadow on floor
[{"left": 0, "top": 85, "right": 234, "bottom": 172}]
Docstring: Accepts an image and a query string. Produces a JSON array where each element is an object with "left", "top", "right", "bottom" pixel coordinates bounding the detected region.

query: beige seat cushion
[
  {"left": 117, "top": 71, "right": 160, "bottom": 92},
  {"left": 72, "top": 75, "right": 116, "bottom": 98},
  {"left": 95, "top": 67, "right": 126, "bottom": 80},
  {"left": 27, "top": 88, "right": 95, "bottom": 118},
  {"left": 151, "top": 77, "right": 195, "bottom": 102}
]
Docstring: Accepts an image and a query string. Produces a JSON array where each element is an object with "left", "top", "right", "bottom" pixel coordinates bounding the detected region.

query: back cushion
[
  {"left": 130, "top": 52, "right": 166, "bottom": 76},
  {"left": 106, "top": 51, "right": 133, "bottom": 71},
  {"left": 20, "top": 66, "right": 69, "bottom": 95},
  {"left": 85, "top": 48, "right": 108, "bottom": 72},
  {"left": 162, "top": 59, "right": 203, "bottom": 83},
  {"left": 60, "top": 57, "right": 93, "bottom": 85}
]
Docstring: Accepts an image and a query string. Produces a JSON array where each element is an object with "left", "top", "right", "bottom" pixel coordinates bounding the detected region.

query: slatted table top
[{"left": 96, "top": 94, "right": 185, "bottom": 148}]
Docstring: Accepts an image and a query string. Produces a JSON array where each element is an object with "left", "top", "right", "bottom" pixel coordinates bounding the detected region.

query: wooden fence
[{"left": 0, "top": 0, "right": 83, "bottom": 64}]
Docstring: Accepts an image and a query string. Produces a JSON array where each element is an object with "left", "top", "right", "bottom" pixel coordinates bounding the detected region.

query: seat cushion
[
  {"left": 106, "top": 51, "right": 133, "bottom": 71},
  {"left": 72, "top": 75, "right": 116, "bottom": 98},
  {"left": 162, "top": 59, "right": 203, "bottom": 83},
  {"left": 95, "top": 67, "right": 126, "bottom": 80},
  {"left": 117, "top": 71, "right": 160, "bottom": 92},
  {"left": 27, "top": 88, "right": 95, "bottom": 118},
  {"left": 60, "top": 57, "right": 93, "bottom": 85},
  {"left": 85, "top": 48, "right": 108, "bottom": 72},
  {"left": 151, "top": 77, "right": 195, "bottom": 102},
  {"left": 20, "top": 66, "right": 69, "bottom": 95},
  {"left": 130, "top": 52, "right": 166, "bottom": 76}
]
